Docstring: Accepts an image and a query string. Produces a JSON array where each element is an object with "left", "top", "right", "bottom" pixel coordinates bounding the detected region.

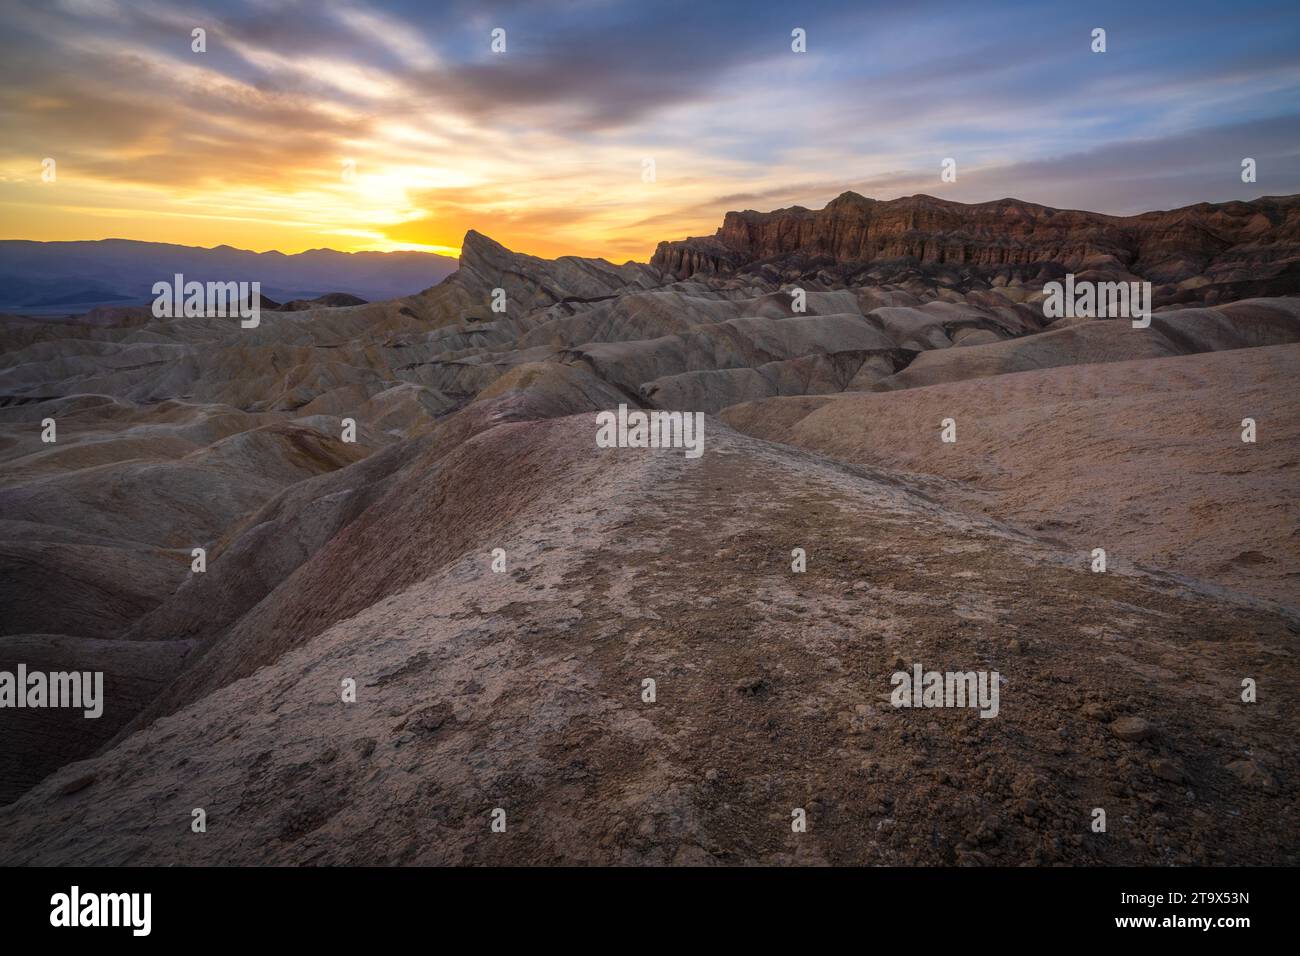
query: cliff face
[
  {"left": 649, "top": 235, "right": 745, "bottom": 279},
  {"left": 652, "top": 192, "right": 1300, "bottom": 300}
]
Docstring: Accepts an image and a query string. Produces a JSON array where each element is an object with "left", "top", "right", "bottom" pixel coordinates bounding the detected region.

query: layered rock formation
[{"left": 653, "top": 192, "right": 1300, "bottom": 305}]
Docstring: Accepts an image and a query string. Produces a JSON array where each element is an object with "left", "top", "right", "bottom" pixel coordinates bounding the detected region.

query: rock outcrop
[{"left": 653, "top": 192, "right": 1300, "bottom": 305}]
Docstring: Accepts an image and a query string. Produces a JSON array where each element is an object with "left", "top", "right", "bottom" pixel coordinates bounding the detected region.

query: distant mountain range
[{"left": 0, "top": 239, "right": 459, "bottom": 314}]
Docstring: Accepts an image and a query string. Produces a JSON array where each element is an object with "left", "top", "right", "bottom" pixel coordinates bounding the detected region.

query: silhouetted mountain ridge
[{"left": 0, "top": 238, "right": 457, "bottom": 313}]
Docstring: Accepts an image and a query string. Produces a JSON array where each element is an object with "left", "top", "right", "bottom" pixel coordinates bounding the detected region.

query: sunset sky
[{"left": 2, "top": 0, "right": 1298, "bottom": 261}]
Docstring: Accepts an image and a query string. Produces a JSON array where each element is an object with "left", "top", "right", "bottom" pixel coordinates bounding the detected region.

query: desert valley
[{"left": 0, "top": 191, "right": 1296, "bottom": 865}]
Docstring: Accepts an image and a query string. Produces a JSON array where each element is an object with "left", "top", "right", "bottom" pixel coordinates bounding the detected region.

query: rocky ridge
[{"left": 653, "top": 192, "right": 1300, "bottom": 306}]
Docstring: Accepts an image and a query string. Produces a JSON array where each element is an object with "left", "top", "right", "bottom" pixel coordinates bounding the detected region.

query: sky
[{"left": 1, "top": 0, "right": 1298, "bottom": 261}]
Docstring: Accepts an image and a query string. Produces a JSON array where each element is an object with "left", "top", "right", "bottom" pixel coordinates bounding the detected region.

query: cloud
[{"left": 1, "top": 0, "right": 1298, "bottom": 258}]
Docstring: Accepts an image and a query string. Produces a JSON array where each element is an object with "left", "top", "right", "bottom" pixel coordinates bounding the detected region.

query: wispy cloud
[{"left": 1, "top": 0, "right": 1298, "bottom": 258}]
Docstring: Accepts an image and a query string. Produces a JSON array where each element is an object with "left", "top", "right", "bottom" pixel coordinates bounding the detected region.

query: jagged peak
[{"left": 461, "top": 229, "right": 511, "bottom": 255}]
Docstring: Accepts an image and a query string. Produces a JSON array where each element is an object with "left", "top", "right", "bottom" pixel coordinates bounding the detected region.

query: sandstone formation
[{"left": 653, "top": 192, "right": 1300, "bottom": 306}]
